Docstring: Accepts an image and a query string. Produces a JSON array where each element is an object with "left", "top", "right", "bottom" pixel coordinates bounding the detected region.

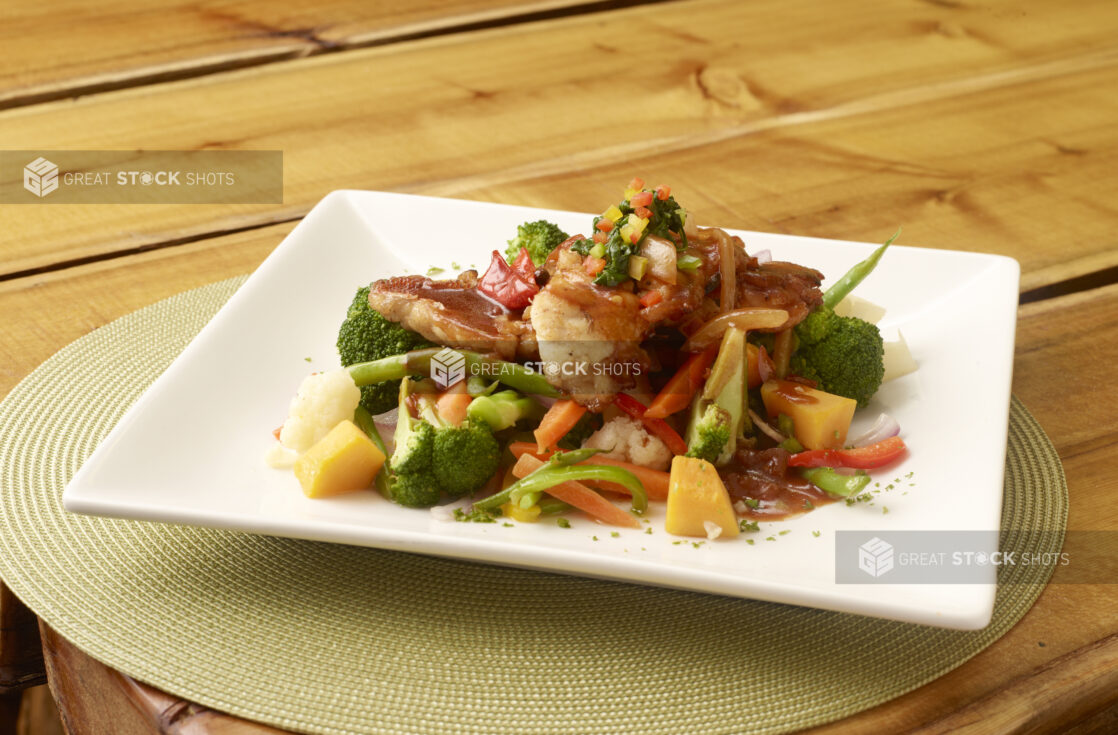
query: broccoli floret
[
  {"left": 504, "top": 220, "right": 569, "bottom": 267},
  {"left": 466, "top": 390, "right": 543, "bottom": 432},
  {"left": 431, "top": 418, "right": 501, "bottom": 497},
  {"left": 386, "top": 379, "right": 501, "bottom": 507},
  {"left": 557, "top": 410, "right": 603, "bottom": 450},
  {"left": 390, "top": 414, "right": 435, "bottom": 477},
  {"left": 684, "top": 404, "right": 731, "bottom": 464},
  {"left": 387, "top": 381, "right": 438, "bottom": 507},
  {"left": 417, "top": 396, "right": 500, "bottom": 497},
  {"left": 389, "top": 469, "right": 442, "bottom": 508},
  {"left": 337, "top": 285, "right": 431, "bottom": 415},
  {"left": 790, "top": 306, "right": 885, "bottom": 408}
]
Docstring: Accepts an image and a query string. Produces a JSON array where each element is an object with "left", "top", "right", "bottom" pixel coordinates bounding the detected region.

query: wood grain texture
[
  {"left": 15, "top": 686, "right": 65, "bottom": 735},
  {"left": 41, "top": 625, "right": 280, "bottom": 734},
  {"left": 3, "top": 228, "right": 1116, "bottom": 734},
  {"left": 909, "top": 634, "right": 1118, "bottom": 735},
  {"left": 0, "top": 0, "right": 625, "bottom": 107},
  {"left": 0, "top": 223, "right": 291, "bottom": 401},
  {"left": 0, "top": 583, "right": 44, "bottom": 694},
  {"left": 40, "top": 622, "right": 155, "bottom": 735},
  {"left": 2, "top": 0, "right": 1117, "bottom": 288}
]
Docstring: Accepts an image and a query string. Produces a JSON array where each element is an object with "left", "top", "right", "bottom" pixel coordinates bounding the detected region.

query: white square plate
[{"left": 64, "top": 190, "right": 1019, "bottom": 629}]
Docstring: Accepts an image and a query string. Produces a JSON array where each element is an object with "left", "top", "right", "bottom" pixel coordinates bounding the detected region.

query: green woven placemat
[{"left": 0, "top": 277, "right": 1067, "bottom": 735}]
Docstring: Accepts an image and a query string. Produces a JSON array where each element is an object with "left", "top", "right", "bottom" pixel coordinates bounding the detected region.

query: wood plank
[
  {"left": 0, "top": 0, "right": 621, "bottom": 108},
  {"left": 2, "top": 0, "right": 1117, "bottom": 288},
  {"left": 2, "top": 226, "right": 1116, "bottom": 734},
  {"left": 42, "top": 624, "right": 281, "bottom": 734},
  {"left": 469, "top": 59, "right": 1118, "bottom": 293},
  {"left": 15, "top": 686, "right": 65, "bottom": 735},
  {"left": 908, "top": 634, "right": 1118, "bottom": 735},
  {"left": 0, "top": 583, "right": 45, "bottom": 693},
  {"left": 0, "top": 223, "right": 291, "bottom": 400}
]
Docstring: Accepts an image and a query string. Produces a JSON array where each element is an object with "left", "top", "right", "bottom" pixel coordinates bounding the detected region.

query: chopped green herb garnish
[
  {"left": 744, "top": 498, "right": 761, "bottom": 509},
  {"left": 779, "top": 529, "right": 790, "bottom": 536},
  {"left": 454, "top": 507, "right": 497, "bottom": 523},
  {"left": 739, "top": 519, "right": 760, "bottom": 533},
  {"left": 611, "top": 531, "right": 620, "bottom": 538},
  {"left": 557, "top": 518, "right": 571, "bottom": 528},
  {"left": 426, "top": 266, "right": 445, "bottom": 276},
  {"left": 812, "top": 530, "right": 821, "bottom": 538}
]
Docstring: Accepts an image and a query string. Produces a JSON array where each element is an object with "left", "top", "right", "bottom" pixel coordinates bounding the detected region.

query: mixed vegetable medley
[{"left": 269, "top": 180, "right": 915, "bottom": 540}]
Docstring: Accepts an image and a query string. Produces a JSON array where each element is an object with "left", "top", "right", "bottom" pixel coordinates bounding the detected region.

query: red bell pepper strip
[
  {"left": 477, "top": 250, "right": 538, "bottom": 309},
  {"left": 787, "top": 436, "right": 907, "bottom": 469},
  {"left": 613, "top": 393, "right": 688, "bottom": 456},
  {"left": 644, "top": 345, "right": 719, "bottom": 419}
]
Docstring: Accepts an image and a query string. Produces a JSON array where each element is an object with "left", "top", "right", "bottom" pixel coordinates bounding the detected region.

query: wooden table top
[{"left": 2, "top": 0, "right": 1116, "bottom": 732}]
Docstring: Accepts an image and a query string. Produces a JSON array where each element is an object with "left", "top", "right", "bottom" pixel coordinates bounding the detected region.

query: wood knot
[
  {"left": 935, "top": 21, "right": 969, "bottom": 39},
  {"left": 696, "top": 66, "right": 761, "bottom": 110}
]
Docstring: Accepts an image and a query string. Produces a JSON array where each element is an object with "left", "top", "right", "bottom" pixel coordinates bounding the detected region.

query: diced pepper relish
[{"left": 573, "top": 180, "right": 689, "bottom": 287}]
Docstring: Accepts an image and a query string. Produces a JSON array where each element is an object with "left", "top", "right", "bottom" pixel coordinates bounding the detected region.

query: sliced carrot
[
  {"left": 533, "top": 399, "right": 587, "bottom": 453},
  {"left": 645, "top": 345, "right": 719, "bottom": 419},
  {"left": 435, "top": 381, "right": 472, "bottom": 427},
  {"left": 512, "top": 455, "right": 641, "bottom": 529},
  {"left": 507, "top": 442, "right": 670, "bottom": 502}
]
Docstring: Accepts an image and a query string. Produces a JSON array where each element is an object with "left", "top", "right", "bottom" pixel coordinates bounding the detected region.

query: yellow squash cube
[
  {"left": 294, "top": 420, "right": 386, "bottom": 498},
  {"left": 665, "top": 456, "right": 740, "bottom": 539},
  {"left": 760, "top": 380, "right": 857, "bottom": 451}
]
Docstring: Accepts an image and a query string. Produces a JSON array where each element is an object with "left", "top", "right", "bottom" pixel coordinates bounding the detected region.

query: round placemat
[{"left": 0, "top": 277, "right": 1067, "bottom": 735}]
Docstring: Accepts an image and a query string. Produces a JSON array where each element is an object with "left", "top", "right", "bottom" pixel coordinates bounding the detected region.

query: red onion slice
[
  {"left": 849, "top": 413, "right": 900, "bottom": 448},
  {"left": 532, "top": 394, "right": 558, "bottom": 409}
]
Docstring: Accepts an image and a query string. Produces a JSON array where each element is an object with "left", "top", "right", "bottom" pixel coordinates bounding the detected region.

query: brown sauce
[
  {"left": 719, "top": 446, "right": 834, "bottom": 520},
  {"left": 409, "top": 279, "right": 513, "bottom": 334}
]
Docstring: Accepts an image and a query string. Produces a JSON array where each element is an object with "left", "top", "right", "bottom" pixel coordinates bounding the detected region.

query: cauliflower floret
[
  {"left": 583, "top": 416, "right": 672, "bottom": 471},
  {"left": 278, "top": 369, "right": 361, "bottom": 453}
]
